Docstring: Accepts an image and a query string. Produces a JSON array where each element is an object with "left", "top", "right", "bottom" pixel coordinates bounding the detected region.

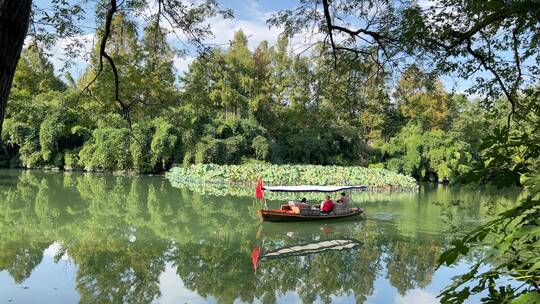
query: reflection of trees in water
[
  {"left": 384, "top": 237, "right": 441, "bottom": 295},
  {"left": 0, "top": 170, "right": 515, "bottom": 303},
  {"left": 0, "top": 240, "right": 47, "bottom": 283},
  {"left": 68, "top": 235, "right": 167, "bottom": 304}
]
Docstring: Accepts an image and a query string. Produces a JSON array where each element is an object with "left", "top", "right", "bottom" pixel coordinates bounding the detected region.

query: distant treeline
[{"left": 0, "top": 13, "right": 538, "bottom": 183}]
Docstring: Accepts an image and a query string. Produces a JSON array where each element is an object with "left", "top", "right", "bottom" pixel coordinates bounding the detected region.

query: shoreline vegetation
[
  {"left": 166, "top": 164, "right": 418, "bottom": 192},
  {"left": 2, "top": 28, "right": 534, "bottom": 186}
]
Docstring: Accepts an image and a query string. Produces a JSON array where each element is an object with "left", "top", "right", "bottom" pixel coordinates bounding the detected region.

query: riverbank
[{"left": 166, "top": 164, "right": 418, "bottom": 191}]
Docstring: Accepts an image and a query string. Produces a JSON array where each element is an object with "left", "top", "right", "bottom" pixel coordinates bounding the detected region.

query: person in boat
[
  {"left": 337, "top": 192, "right": 349, "bottom": 204},
  {"left": 301, "top": 198, "right": 308, "bottom": 204},
  {"left": 321, "top": 196, "right": 334, "bottom": 214}
]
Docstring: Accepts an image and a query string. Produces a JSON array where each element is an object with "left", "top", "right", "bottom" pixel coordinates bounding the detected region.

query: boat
[
  {"left": 258, "top": 207, "right": 364, "bottom": 222},
  {"left": 256, "top": 183, "right": 366, "bottom": 222}
]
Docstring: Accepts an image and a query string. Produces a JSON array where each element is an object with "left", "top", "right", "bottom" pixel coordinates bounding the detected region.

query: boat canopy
[{"left": 263, "top": 185, "right": 367, "bottom": 193}]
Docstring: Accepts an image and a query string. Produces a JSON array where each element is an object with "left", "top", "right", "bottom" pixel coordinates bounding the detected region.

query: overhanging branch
[{"left": 79, "top": 0, "right": 131, "bottom": 128}]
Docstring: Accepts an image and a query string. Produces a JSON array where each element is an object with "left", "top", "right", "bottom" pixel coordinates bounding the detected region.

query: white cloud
[
  {"left": 395, "top": 289, "right": 439, "bottom": 304},
  {"left": 173, "top": 55, "right": 195, "bottom": 75},
  {"left": 155, "top": 264, "right": 213, "bottom": 304},
  {"left": 208, "top": 17, "right": 282, "bottom": 49},
  {"left": 43, "top": 242, "right": 70, "bottom": 261},
  {"left": 417, "top": 0, "right": 438, "bottom": 9}
]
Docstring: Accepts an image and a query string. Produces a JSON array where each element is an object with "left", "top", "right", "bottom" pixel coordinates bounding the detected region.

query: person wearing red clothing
[{"left": 321, "top": 195, "right": 334, "bottom": 213}]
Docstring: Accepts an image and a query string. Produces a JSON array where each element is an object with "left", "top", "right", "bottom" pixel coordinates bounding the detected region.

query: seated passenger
[
  {"left": 337, "top": 192, "right": 349, "bottom": 204},
  {"left": 321, "top": 196, "right": 334, "bottom": 214}
]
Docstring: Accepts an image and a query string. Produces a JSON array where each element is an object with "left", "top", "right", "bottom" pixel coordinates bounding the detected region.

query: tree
[
  {"left": 0, "top": 0, "right": 32, "bottom": 137},
  {"left": 210, "top": 30, "right": 255, "bottom": 118},
  {"left": 79, "top": 13, "right": 178, "bottom": 125},
  {"left": 270, "top": 0, "right": 540, "bottom": 126},
  {"left": 251, "top": 41, "right": 275, "bottom": 127},
  {"left": 395, "top": 65, "right": 450, "bottom": 131},
  {"left": 12, "top": 43, "right": 66, "bottom": 95},
  {"left": 0, "top": 0, "right": 232, "bottom": 135}
]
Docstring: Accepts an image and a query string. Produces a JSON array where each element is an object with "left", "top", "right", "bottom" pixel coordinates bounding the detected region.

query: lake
[{"left": 0, "top": 169, "right": 522, "bottom": 304}]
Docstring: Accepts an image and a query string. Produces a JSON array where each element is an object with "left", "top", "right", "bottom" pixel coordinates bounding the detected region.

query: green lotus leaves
[{"left": 166, "top": 164, "right": 418, "bottom": 192}]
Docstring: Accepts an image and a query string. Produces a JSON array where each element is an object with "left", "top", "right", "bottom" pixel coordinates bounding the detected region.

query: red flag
[
  {"left": 255, "top": 176, "right": 264, "bottom": 199},
  {"left": 252, "top": 246, "right": 261, "bottom": 273}
]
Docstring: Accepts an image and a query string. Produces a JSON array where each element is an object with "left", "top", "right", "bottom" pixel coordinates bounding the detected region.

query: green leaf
[
  {"left": 511, "top": 292, "right": 540, "bottom": 304},
  {"left": 438, "top": 248, "right": 459, "bottom": 267}
]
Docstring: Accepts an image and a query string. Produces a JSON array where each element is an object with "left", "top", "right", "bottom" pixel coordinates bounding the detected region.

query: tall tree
[
  {"left": 80, "top": 12, "right": 142, "bottom": 125},
  {"left": 140, "top": 20, "right": 177, "bottom": 115},
  {"left": 0, "top": 0, "right": 232, "bottom": 135},
  {"left": 251, "top": 40, "right": 274, "bottom": 126},
  {"left": 395, "top": 65, "right": 450, "bottom": 131},
  {"left": 12, "top": 43, "right": 66, "bottom": 95},
  {"left": 79, "top": 13, "right": 177, "bottom": 125},
  {"left": 210, "top": 30, "right": 255, "bottom": 118},
  {"left": 0, "top": 0, "right": 32, "bottom": 137},
  {"left": 269, "top": 0, "right": 540, "bottom": 126}
]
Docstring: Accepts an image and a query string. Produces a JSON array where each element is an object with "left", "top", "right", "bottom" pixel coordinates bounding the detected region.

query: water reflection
[{"left": 0, "top": 170, "right": 521, "bottom": 303}]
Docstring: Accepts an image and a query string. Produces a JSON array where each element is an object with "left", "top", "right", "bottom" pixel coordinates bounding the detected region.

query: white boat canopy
[{"left": 263, "top": 185, "right": 367, "bottom": 193}]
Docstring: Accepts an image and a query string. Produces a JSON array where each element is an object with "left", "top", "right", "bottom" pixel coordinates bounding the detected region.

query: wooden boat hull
[{"left": 258, "top": 208, "right": 364, "bottom": 222}]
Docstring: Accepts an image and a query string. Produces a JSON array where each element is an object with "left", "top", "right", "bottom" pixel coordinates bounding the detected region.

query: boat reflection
[
  {"left": 262, "top": 239, "right": 361, "bottom": 259},
  {"left": 252, "top": 222, "right": 363, "bottom": 273},
  {"left": 252, "top": 238, "right": 362, "bottom": 273}
]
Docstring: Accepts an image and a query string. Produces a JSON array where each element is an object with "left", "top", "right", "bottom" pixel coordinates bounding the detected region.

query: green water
[{"left": 0, "top": 170, "right": 522, "bottom": 304}]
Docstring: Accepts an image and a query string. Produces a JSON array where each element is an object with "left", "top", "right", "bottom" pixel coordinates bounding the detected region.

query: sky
[
  {"left": 33, "top": 0, "right": 478, "bottom": 93},
  {"left": 170, "top": 0, "right": 295, "bottom": 73},
  {"left": 33, "top": 0, "right": 299, "bottom": 77}
]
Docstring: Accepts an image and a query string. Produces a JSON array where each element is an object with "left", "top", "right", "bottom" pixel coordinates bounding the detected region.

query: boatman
[{"left": 337, "top": 192, "right": 349, "bottom": 204}]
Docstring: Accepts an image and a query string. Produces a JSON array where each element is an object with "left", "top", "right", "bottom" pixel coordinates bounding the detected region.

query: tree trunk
[{"left": 0, "top": 0, "right": 32, "bottom": 136}]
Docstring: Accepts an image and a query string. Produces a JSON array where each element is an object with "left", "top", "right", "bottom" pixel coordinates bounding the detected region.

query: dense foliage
[
  {"left": 167, "top": 163, "right": 417, "bottom": 190},
  {"left": 436, "top": 131, "right": 540, "bottom": 303},
  {"left": 1, "top": 14, "right": 535, "bottom": 184}
]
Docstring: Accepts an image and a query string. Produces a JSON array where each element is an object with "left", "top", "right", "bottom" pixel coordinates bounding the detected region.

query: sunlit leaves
[
  {"left": 167, "top": 163, "right": 418, "bottom": 190},
  {"left": 438, "top": 193, "right": 540, "bottom": 303}
]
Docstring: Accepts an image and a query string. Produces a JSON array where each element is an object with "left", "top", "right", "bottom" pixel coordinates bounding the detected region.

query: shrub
[
  {"left": 78, "top": 141, "right": 96, "bottom": 170},
  {"left": 130, "top": 123, "right": 154, "bottom": 173},
  {"left": 51, "top": 152, "right": 64, "bottom": 168},
  {"left": 182, "top": 151, "right": 194, "bottom": 167},
  {"left": 150, "top": 118, "right": 179, "bottom": 171},
  {"left": 251, "top": 135, "right": 269, "bottom": 160},
  {"left": 194, "top": 138, "right": 225, "bottom": 164},
  {"left": 2, "top": 119, "right": 33, "bottom": 144},
  {"left": 240, "top": 157, "right": 267, "bottom": 165},
  {"left": 78, "top": 118, "right": 132, "bottom": 171},
  {"left": 64, "top": 149, "right": 81, "bottom": 170},
  {"left": 216, "top": 123, "right": 233, "bottom": 139},
  {"left": 3, "top": 120, "right": 42, "bottom": 168},
  {"left": 70, "top": 126, "right": 92, "bottom": 145},
  {"left": 385, "top": 158, "right": 402, "bottom": 173},
  {"left": 368, "top": 163, "right": 385, "bottom": 169},
  {"left": 223, "top": 135, "right": 246, "bottom": 164},
  {"left": 39, "top": 114, "right": 66, "bottom": 162}
]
